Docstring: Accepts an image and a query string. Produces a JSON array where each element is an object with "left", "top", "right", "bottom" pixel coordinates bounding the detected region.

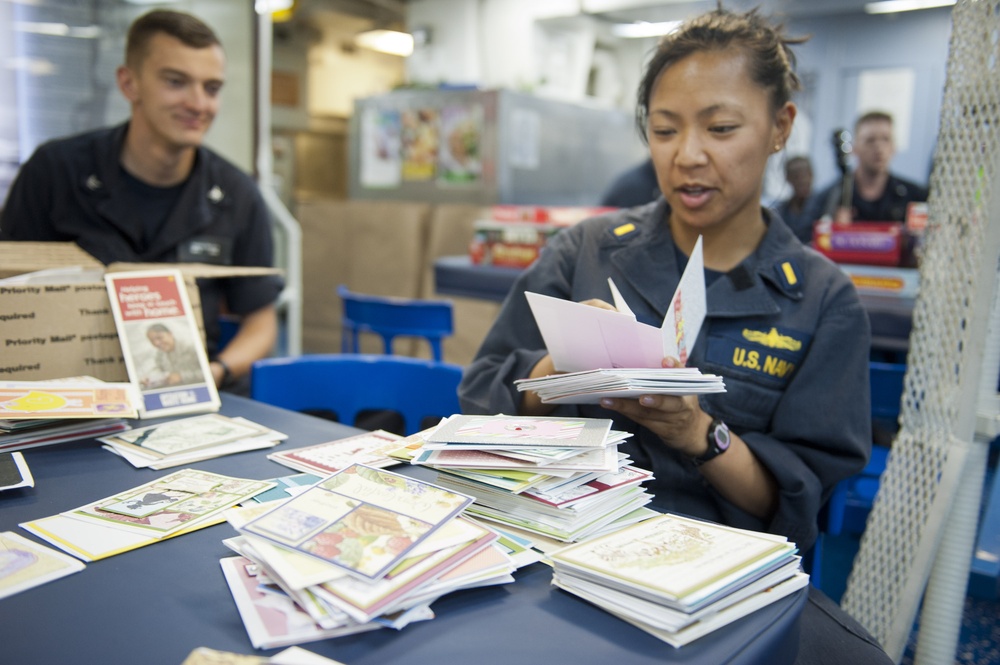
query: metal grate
[{"left": 840, "top": 2, "right": 1000, "bottom": 662}]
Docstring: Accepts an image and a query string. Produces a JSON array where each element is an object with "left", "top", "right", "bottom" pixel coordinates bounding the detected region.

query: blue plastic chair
[
  {"left": 826, "top": 361, "right": 906, "bottom": 535},
  {"left": 339, "top": 285, "right": 454, "bottom": 362},
  {"left": 251, "top": 354, "right": 463, "bottom": 435},
  {"left": 809, "top": 361, "right": 905, "bottom": 590}
]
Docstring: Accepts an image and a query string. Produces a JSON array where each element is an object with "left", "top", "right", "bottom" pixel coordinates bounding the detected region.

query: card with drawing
[
  {"left": 239, "top": 464, "right": 472, "bottom": 581},
  {"left": 99, "top": 413, "right": 274, "bottom": 459},
  {"left": 104, "top": 269, "right": 220, "bottom": 418},
  {"left": 65, "top": 468, "right": 274, "bottom": 538}
]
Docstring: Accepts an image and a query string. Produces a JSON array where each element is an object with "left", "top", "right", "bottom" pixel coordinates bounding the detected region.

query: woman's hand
[
  {"left": 520, "top": 297, "right": 618, "bottom": 416},
  {"left": 600, "top": 356, "right": 778, "bottom": 520},
  {"left": 599, "top": 357, "right": 712, "bottom": 457}
]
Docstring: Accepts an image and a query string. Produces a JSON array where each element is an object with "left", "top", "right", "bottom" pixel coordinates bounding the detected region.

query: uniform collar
[
  {"left": 84, "top": 122, "right": 226, "bottom": 258},
  {"left": 606, "top": 201, "right": 804, "bottom": 319}
]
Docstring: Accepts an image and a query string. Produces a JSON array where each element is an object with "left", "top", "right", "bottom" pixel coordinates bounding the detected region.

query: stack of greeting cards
[
  {"left": 220, "top": 463, "right": 518, "bottom": 649},
  {"left": 0, "top": 378, "right": 137, "bottom": 452},
  {"left": 407, "top": 414, "right": 656, "bottom": 543},
  {"left": 549, "top": 513, "right": 807, "bottom": 647},
  {"left": 98, "top": 413, "right": 286, "bottom": 469}
]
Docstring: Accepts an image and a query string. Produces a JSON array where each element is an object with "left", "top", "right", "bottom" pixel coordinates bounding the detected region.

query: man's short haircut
[
  {"left": 855, "top": 110, "right": 894, "bottom": 132},
  {"left": 147, "top": 323, "right": 171, "bottom": 335},
  {"left": 125, "top": 10, "right": 220, "bottom": 68}
]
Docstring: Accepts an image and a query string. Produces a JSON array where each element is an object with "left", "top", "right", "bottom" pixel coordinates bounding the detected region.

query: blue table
[{"left": 0, "top": 395, "right": 805, "bottom": 664}]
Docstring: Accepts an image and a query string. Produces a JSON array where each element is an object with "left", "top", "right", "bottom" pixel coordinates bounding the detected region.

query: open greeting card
[{"left": 525, "top": 236, "right": 706, "bottom": 372}]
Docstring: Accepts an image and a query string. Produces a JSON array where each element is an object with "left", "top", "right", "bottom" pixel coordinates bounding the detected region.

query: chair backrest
[
  {"left": 251, "top": 353, "right": 463, "bottom": 435},
  {"left": 338, "top": 285, "right": 454, "bottom": 362},
  {"left": 869, "top": 361, "right": 906, "bottom": 423}
]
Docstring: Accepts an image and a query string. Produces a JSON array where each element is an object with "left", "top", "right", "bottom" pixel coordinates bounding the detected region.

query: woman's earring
[{"left": 774, "top": 144, "right": 782, "bottom": 152}]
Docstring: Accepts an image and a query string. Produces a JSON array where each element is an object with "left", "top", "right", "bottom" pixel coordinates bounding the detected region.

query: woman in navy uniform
[{"left": 460, "top": 8, "right": 888, "bottom": 663}]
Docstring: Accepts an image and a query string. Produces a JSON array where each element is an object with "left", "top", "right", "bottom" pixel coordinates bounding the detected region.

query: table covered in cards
[{"left": 0, "top": 394, "right": 806, "bottom": 665}]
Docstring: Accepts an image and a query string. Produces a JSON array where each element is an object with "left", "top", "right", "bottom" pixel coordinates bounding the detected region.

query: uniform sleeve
[
  {"left": 741, "top": 280, "right": 872, "bottom": 549},
  {"left": 0, "top": 147, "right": 58, "bottom": 240},
  {"left": 459, "top": 227, "right": 586, "bottom": 417},
  {"left": 221, "top": 183, "right": 283, "bottom": 315}
]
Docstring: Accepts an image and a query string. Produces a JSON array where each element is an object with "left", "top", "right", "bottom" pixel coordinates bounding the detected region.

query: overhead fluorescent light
[
  {"left": 355, "top": 29, "right": 414, "bottom": 57},
  {"left": 865, "top": 0, "right": 955, "bottom": 14},
  {"left": 611, "top": 21, "right": 682, "bottom": 39},
  {"left": 254, "top": 0, "right": 293, "bottom": 14},
  {"left": 15, "top": 21, "right": 101, "bottom": 38}
]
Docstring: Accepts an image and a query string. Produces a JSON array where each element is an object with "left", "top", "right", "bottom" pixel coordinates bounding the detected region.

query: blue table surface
[{"left": 0, "top": 395, "right": 806, "bottom": 664}]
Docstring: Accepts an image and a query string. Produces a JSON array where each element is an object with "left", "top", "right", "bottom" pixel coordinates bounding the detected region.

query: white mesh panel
[{"left": 839, "top": 2, "right": 1000, "bottom": 662}]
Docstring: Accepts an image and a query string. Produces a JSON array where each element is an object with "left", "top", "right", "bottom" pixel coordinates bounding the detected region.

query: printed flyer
[{"left": 105, "top": 269, "right": 220, "bottom": 418}]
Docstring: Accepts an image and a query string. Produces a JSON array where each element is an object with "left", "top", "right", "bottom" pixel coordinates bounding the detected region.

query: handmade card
[
  {"left": 239, "top": 464, "right": 472, "bottom": 580},
  {"left": 426, "top": 414, "right": 613, "bottom": 449},
  {"left": 105, "top": 269, "right": 220, "bottom": 418},
  {"left": 0, "top": 380, "right": 138, "bottom": 419},
  {"left": 64, "top": 468, "right": 274, "bottom": 539},
  {"left": 99, "top": 413, "right": 275, "bottom": 459},
  {"left": 526, "top": 236, "right": 706, "bottom": 372},
  {"left": 0, "top": 530, "right": 85, "bottom": 599},
  {"left": 268, "top": 430, "right": 404, "bottom": 477}
]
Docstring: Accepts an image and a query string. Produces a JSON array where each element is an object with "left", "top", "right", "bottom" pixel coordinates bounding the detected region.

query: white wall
[{"left": 306, "top": 12, "right": 406, "bottom": 119}]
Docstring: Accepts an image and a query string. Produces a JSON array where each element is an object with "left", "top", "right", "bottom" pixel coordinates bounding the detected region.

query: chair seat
[{"left": 251, "top": 353, "right": 463, "bottom": 436}]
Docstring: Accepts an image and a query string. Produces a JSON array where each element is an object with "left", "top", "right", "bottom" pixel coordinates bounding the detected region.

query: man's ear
[{"left": 117, "top": 65, "right": 138, "bottom": 103}]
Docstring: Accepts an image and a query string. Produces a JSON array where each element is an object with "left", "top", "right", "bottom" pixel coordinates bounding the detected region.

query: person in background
[
  {"left": 0, "top": 9, "right": 282, "bottom": 393},
  {"left": 460, "top": 7, "right": 889, "bottom": 663},
  {"left": 774, "top": 155, "right": 823, "bottom": 243},
  {"left": 819, "top": 110, "right": 929, "bottom": 223},
  {"left": 599, "top": 157, "right": 660, "bottom": 208}
]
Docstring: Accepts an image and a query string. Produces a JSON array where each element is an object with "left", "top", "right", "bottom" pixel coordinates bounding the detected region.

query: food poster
[
  {"left": 359, "top": 106, "right": 402, "bottom": 189},
  {"left": 438, "top": 103, "right": 483, "bottom": 184},
  {"left": 400, "top": 108, "right": 439, "bottom": 181}
]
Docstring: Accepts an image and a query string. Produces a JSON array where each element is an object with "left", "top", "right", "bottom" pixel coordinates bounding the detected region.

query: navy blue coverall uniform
[
  {"left": 459, "top": 198, "right": 872, "bottom": 553},
  {"left": 0, "top": 123, "right": 283, "bottom": 358}
]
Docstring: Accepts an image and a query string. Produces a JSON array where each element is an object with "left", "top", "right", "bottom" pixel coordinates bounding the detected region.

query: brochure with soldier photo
[{"left": 104, "top": 268, "right": 220, "bottom": 418}]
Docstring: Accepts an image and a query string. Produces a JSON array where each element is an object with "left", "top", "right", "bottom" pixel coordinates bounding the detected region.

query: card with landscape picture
[{"left": 105, "top": 269, "right": 219, "bottom": 418}]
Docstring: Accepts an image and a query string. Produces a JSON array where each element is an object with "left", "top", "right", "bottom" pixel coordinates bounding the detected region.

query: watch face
[{"left": 713, "top": 423, "right": 731, "bottom": 451}]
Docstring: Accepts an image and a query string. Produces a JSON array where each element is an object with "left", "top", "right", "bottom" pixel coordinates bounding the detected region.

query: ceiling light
[
  {"left": 354, "top": 29, "right": 414, "bottom": 57},
  {"left": 255, "top": 0, "right": 293, "bottom": 14},
  {"left": 865, "top": 0, "right": 956, "bottom": 14},
  {"left": 14, "top": 21, "right": 101, "bottom": 38},
  {"left": 611, "top": 21, "right": 682, "bottom": 39}
]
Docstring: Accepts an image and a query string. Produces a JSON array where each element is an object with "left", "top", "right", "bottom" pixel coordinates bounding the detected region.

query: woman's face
[{"left": 646, "top": 48, "right": 794, "bottom": 236}]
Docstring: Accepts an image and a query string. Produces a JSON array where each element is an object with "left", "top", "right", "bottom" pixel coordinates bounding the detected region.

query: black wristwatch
[{"left": 691, "top": 418, "right": 730, "bottom": 467}]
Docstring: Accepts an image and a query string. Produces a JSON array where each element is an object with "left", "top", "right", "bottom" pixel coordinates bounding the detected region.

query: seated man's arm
[{"left": 211, "top": 304, "right": 277, "bottom": 386}]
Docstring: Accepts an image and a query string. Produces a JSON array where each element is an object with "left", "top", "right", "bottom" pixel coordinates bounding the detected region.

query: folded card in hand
[{"left": 525, "top": 236, "right": 706, "bottom": 373}]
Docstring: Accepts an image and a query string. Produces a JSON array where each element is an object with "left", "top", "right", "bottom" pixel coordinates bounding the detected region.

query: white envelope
[{"left": 526, "top": 236, "right": 706, "bottom": 372}]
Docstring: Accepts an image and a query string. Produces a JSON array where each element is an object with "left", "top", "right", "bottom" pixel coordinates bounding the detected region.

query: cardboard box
[{"left": 0, "top": 242, "right": 281, "bottom": 382}]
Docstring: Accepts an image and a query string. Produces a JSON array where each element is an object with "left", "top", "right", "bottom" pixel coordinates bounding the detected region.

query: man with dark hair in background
[
  {"left": 819, "top": 110, "right": 928, "bottom": 223},
  {"left": 0, "top": 9, "right": 282, "bottom": 393}
]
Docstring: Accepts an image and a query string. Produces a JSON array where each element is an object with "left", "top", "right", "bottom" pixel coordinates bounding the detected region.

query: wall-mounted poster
[
  {"left": 400, "top": 108, "right": 439, "bottom": 181},
  {"left": 438, "top": 104, "right": 483, "bottom": 185},
  {"left": 360, "top": 106, "right": 402, "bottom": 189}
]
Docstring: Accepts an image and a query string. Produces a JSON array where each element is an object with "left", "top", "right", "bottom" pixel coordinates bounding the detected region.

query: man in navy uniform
[{"left": 0, "top": 10, "right": 282, "bottom": 392}]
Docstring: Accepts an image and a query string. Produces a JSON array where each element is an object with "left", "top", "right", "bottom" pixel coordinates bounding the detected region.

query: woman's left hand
[{"left": 599, "top": 357, "right": 712, "bottom": 457}]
